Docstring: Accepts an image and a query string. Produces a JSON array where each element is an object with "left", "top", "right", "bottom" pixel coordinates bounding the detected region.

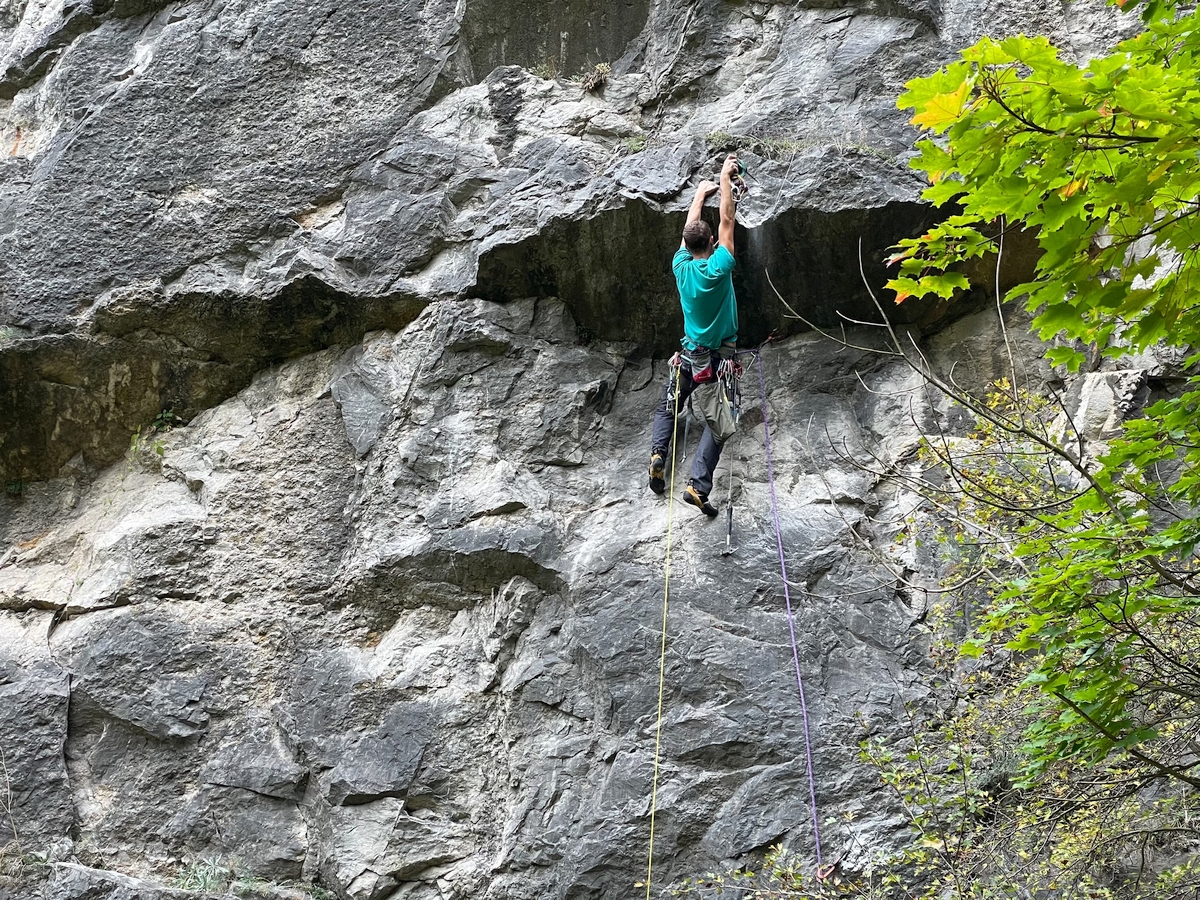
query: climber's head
[{"left": 682, "top": 220, "right": 715, "bottom": 258}]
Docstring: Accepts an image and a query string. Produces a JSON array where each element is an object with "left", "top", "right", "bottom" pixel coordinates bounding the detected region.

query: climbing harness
[
  {"left": 668, "top": 350, "right": 742, "bottom": 457},
  {"left": 680, "top": 346, "right": 713, "bottom": 383},
  {"left": 755, "top": 348, "right": 823, "bottom": 868},
  {"left": 645, "top": 364, "right": 682, "bottom": 900}
]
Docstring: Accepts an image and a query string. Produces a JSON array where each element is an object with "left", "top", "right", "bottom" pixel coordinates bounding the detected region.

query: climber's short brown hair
[{"left": 682, "top": 220, "right": 713, "bottom": 254}]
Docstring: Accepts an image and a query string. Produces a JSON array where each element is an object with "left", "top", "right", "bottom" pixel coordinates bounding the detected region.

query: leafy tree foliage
[
  {"left": 889, "top": 0, "right": 1200, "bottom": 366},
  {"left": 871, "top": 0, "right": 1200, "bottom": 894},
  {"left": 886, "top": 0, "right": 1200, "bottom": 788}
]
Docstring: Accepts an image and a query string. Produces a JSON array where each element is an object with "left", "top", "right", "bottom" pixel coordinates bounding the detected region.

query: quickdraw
[
  {"left": 717, "top": 356, "right": 744, "bottom": 422},
  {"left": 718, "top": 356, "right": 745, "bottom": 555},
  {"left": 730, "top": 161, "right": 751, "bottom": 204}
]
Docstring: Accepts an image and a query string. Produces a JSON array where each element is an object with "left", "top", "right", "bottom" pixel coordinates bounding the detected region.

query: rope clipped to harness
[{"left": 644, "top": 346, "right": 825, "bottom": 888}]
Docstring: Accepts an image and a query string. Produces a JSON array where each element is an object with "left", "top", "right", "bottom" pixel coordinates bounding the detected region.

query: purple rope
[{"left": 756, "top": 349, "right": 823, "bottom": 867}]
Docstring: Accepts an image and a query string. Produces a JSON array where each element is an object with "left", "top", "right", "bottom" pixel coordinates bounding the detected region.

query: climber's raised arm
[
  {"left": 718, "top": 154, "right": 737, "bottom": 255},
  {"left": 680, "top": 180, "right": 719, "bottom": 249}
]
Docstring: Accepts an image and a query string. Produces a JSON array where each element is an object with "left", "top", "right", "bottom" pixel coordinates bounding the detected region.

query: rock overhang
[
  {"left": 2, "top": 0, "right": 1018, "bottom": 486},
  {"left": 0, "top": 177, "right": 1009, "bottom": 485},
  {"left": 472, "top": 171, "right": 948, "bottom": 355}
]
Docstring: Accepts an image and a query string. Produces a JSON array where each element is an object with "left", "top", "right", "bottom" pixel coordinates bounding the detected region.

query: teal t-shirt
[{"left": 672, "top": 245, "right": 738, "bottom": 351}]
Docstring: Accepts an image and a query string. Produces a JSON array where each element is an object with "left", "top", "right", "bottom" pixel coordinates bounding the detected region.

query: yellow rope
[{"left": 645, "top": 363, "right": 682, "bottom": 900}]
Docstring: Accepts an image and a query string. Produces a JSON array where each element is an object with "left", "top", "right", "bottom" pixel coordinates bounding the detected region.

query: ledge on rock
[
  {"left": 0, "top": 277, "right": 425, "bottom": 484},
  {"left": 341, "top": 544, "right": 566, "bottom": 614},
  {"left": 326, "top": 701, "right": 438, "bottom": 806},
  {"left": 41, "top": 863, "right": 194, "bottom": 900}
]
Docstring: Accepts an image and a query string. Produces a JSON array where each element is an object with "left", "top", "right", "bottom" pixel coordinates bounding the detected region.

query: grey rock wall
[
  {"left": 0, "top": 0, "right": 1144, "bottom": 898},
  {"left": 0, "top": 0, "right": 1138, "bottom": 484},
  {"left": 0, "top": 294, "right": 1057, "bottom": 900}
]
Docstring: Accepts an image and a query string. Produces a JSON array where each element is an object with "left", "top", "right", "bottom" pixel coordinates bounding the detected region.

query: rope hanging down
[
  {"left": 755, "top": 348, "right": 823, "bottom": 867},
  {"left": 644, "top": 351, "right": 824, "bottom": 895},
  {"left": 645, "top": 364, "right": 682, "bottom": 900}
]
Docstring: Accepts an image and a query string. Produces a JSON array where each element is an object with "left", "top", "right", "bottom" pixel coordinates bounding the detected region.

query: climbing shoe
[
  {"left": 648, "top": 452, "right": 666, "bottom": 494},
  {"left": 684, "top": 484, "right": 718, "bottom": 517}
]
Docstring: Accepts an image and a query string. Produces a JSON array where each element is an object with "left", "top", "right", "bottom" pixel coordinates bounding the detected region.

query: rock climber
[{"left": 648, "top": 153, "right": 740, "bottom": 517}]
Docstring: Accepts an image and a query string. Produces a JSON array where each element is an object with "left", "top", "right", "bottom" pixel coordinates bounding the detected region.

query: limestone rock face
[
  {"left": 0, "top": 0, "right": 1139, "bottom": 483},
  {"left": 0, "top": 0, "right": 1149, "bottom": 899},
  {"left": 0, "top": 292, "right": 1096, "bottom": 900},
  {"left": 1, "top": 296, "right": 923, "bottom": 899}
]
